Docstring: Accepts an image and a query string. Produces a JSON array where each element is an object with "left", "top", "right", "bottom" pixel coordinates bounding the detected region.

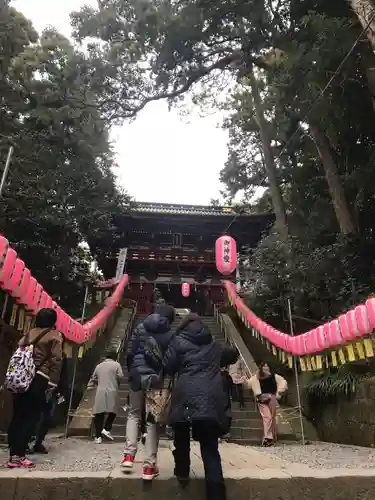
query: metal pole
[
  {"left": 64, "top": 347, "right": 78, "bottom": 438},
  {"left": 80, "top": 285, "right": 89, "bottom": 323},
  {"left": 287, "top": 298, "right": 306, "bottom": 445},
  {"left": 64, "top": 285, "right": 89, "bottom": 438},
  {"left": 0, "top": 146, "right": 14, "bottom": 198}
]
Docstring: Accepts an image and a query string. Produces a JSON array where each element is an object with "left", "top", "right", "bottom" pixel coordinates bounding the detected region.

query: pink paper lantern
[
  {"left": 0, "top": 248, "right": 17, "bottom": 285},
  {"left": 325, "top": 319, "right": 343, "bottom": 348},
  {"left": 0, "top": 236, "right": 9, "bottom": 270},
  {"left": 4, "top": 258, "right": 25, "bottom": 294},
  {"left": 30, "top": 284, "right": 42, "bottom": 314},
  {"left": 23, "top": 276, "right": 37, "bottom": 310},
  {"left": 45, "top": 296, "right": 53, "bottom": 309},
  {"left": 181, "top": 282, "right": 190, "bottom": 297},
  {"left": 15, "top": 267, "right": 31, "bottom": 303},
  {"left": 215, "top": 235, "right": 237, "bottom": 275},
  {"left": 37, "top": 291, "right": 48, "bottom": 312}
]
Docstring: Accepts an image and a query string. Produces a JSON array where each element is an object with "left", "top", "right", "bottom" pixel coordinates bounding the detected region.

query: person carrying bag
[{"left": 6, "top": 308, "right": 63, "bottom": 469}]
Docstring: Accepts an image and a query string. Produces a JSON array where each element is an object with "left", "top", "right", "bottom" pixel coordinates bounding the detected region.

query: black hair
[
  {"left": 175, "top": 313, "right": 200, "bottom": 334},
  {"left": 258, "top": 361, "right": 274, "bottom": 378},
  {"left": 154, "top": 304, "right": 175, "bottom": 324},
  {"left": 221, "top": 347, "right": 239, "bottom": 367},
  {"left": 106, "top": 349, "right": 118, "bottom": 361},
  {"left": 35, "top": 308, "right": 57, "bottom": 329}
]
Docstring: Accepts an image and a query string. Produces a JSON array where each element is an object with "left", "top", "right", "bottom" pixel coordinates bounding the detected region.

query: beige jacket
[
  {"left": 88, "top": 358, "right": 123, "bottom": 414},
  {"left": 20, "top": 328, "right": 63, "bottom": 387},
  {"left": 229, "top": 358, "right": 246, "bottom": 385},
  {"left": 245, "top": 373, "right": 288, "bottom": 398}
]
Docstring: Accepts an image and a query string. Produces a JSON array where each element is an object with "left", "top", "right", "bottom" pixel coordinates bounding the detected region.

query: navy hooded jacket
[
  {"left": 127, "top": 312, "right": 174, "bottom": 391},
  {"left": 162, "top": 318, "right": 238, "bottom": 435}
]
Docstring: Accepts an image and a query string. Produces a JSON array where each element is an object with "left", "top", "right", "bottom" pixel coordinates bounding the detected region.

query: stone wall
[
  {"left": 314, "top": 378, "right": 375, "bottom": 447},
  {"left": 286, "top": 373, "right": 375, "bottom": 447}
]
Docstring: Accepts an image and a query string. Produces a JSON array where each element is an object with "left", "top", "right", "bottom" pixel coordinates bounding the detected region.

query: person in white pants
[{"left": 121, "top": 304, "right": 175, "bottom": 481}]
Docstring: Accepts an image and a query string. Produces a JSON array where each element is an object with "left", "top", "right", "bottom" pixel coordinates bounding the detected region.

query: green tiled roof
[{"left": 134, "top": 202, "right": 236, "bottom": 216}]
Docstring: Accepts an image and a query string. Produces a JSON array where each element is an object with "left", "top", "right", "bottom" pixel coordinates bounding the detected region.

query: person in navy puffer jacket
[
  {"left": 121, "top": 304, "right": 175, "bottom": 480},
  {"left": 163, "top": 313, "right": 238, "bottom": 500}
]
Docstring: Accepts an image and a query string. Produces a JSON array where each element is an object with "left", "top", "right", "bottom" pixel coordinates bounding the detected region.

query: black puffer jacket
[
  {"left": 163, "top": 318, "right": 237, "bottom": 435},
  {"left": 127, "top": 313, "right": 174, "bottom": 391}
]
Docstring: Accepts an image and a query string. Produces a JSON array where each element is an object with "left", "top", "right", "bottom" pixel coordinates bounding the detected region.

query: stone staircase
[
  {"left": 68, "top": 307, "right": 135, "bottom": 437},
  {"left": 113, "top": 313, "right": 263, "bottom": 445},
  {"left": 111, "top": 313, "right": 181, "bottom": 439}
]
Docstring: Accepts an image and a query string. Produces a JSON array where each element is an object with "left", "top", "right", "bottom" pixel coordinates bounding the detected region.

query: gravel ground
[
  {"left": 2, "top": 436, "right": 375, "bottom": 471},
  {"left": 257, "top": 441, "right": 375, "bottom": 469},
  {"left": 0, "top": 436, "right": 171, "bottom": 472}
]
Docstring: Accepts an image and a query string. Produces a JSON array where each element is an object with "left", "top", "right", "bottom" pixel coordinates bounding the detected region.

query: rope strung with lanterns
[
  {"left": 223, "top": 280, "right": 375, "bottom": 371},
  {"left": 213, "top": 234, "right": 375, "bottom": 371},
  {"left": 0, "top": 235, "right": 129, "bottom": 345}
]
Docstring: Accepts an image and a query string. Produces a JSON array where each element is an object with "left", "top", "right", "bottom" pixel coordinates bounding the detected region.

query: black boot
[
  {"left": 206, "top": 480, "right": 226, "bottom": 500},
  {"left": 33, "top": 443, "right": 48, "bottom": 454},
  {"left": 173, "top": 449, "right": 190, "bottom": 487}
]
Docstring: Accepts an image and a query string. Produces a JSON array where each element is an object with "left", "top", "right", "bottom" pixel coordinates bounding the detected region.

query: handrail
[
  {"left": 116, "top": 299, "right": 137, "bottom": 360},
  {"left": 213, "top": 303, "right": 255, "bottom": 377}
]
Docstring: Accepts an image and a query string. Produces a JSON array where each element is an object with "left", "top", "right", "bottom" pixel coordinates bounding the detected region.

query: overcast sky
[{"left": 12, "top": 0, "right": 228, "bottom": 205}]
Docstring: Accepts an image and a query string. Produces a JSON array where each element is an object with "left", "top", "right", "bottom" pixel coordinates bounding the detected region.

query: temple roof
[{"left": 134, "top": 202, "right": 238, "bottom": 217}]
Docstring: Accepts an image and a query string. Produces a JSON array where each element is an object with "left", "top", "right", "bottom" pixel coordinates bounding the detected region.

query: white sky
[{"left": 12, "top": 0, "right": 228, "bottom": 205}]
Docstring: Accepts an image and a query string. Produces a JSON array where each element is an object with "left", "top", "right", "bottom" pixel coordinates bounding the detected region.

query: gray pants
[{"left": 124, "top": 390, "right": 159, "bottom": 466}]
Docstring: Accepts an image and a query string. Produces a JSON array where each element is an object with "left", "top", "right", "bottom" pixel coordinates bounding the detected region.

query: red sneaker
[
  {"left": 142, "top": 464, "right": 159, "bottom": 481},
  {"left": 121, "top": 455, "right": 134, "bottom": 470},
  {"left": 8, "top": 456, "right": 35, "bottom": 469}
]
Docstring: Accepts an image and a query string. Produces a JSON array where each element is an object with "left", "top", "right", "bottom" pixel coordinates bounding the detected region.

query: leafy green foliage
[
  {"left": 305, "top": 364, "right": 373, "bottom": 404},
  {"left": 7, "top": 0, "right": 375, "bottom": 326},
  {"left": 0, "top": 5, "right": 130, "bottom": 313}
]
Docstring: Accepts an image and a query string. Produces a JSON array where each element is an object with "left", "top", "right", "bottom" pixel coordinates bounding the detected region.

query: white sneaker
[
  {"left": 101, "top": 429, "right": 114, "bottom": 441},
  {"left": 94, "top": 437, "right": 102, "bottom": 444}
]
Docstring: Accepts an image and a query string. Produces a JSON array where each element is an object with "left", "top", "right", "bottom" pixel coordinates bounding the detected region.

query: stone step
[
  {"left": 229, "top": 427, "right": 263, "bottom": 440},
  {"left": 3, "top": 467, "right": 371, "bottom": 500},
  {"left": 231, "top": 409, "right": 258, "bottom": 419},
  {"left": 231, "top": 419, "right": 262, "bottom": 428},
  {"left": 2, "top": 437, "right": 369, "bottom": 499}
]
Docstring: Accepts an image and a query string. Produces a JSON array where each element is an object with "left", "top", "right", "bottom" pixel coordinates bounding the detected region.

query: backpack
[{"left": 5, "top": 328, "right": 52, "bottom": 394}]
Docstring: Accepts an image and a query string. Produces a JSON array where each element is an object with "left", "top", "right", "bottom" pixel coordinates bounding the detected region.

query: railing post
[
  {"left": 287, "top": 298, "right": 305, "bottom": 445},
  {"left": 64, "top": 285, "right": 89, "bottom": 438}
]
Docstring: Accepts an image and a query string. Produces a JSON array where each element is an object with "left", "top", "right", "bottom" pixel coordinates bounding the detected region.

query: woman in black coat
[{"left": 163, "top": 313, "right": 238, "bottom": 500}]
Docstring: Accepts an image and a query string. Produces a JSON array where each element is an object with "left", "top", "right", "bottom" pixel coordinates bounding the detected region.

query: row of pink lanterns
[
  {"left": 0, "top": 235, "right": 128, "bottom": 344},
  {"left": 223, "top": 280, "right": 375, "bottom": 356}
]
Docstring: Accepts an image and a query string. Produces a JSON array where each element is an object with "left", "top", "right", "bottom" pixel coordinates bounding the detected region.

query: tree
[
  {"left": 0, "top": 5, "right": 131, "bottom": 312},
  {"left": 350, "top": 0, "right": 375, "bottom": 49},
  {"left": 31, "top": 0, "right": 375, "bottom": 327}
]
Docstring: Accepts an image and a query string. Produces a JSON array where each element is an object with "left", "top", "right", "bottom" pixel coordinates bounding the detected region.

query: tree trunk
[
  {"left": 358, "top": 40, "right": 375, "bottom": 111},
  {"left": 350, "top": 0, "right": 375, "bottom": 49},
  {"left": 249, "top": 70, "right": 288, "bottom": 237},
  {"left": 309, "top": 123, "right": 357, "bottom": 235}
]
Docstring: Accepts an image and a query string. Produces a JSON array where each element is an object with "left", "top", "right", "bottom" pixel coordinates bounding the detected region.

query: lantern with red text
[
  {"left": 181, "top": 282, "right": 190, "bottom": 297},
  {"left": 215, "top": 235, "right": 237, "bottom": 275}
]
